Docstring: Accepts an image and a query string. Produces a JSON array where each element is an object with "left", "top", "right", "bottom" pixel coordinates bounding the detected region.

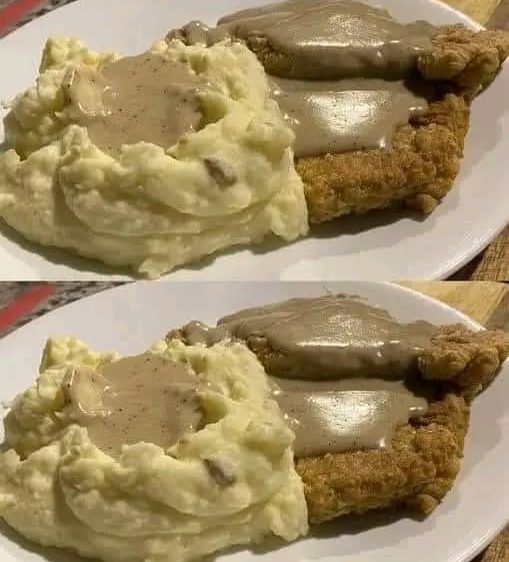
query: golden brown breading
[
  {"left": 418, "top": 25, "right": 509, "bottom": 93},
  {"left": 288, "top": 326, "right": 507, "bottom": 523},
  {"left": 299, "top": 93, "right": 470, "bottom": 223},
  {"left": 299, "top": 27, "right": 509, "bottom": 222},
  {"left": 169, "top": 23, "right": 509, "bottom": 223},
  {"left": 170, "top": 324, "right": 509, "bottom": 391},
  {"left": 298, "top": 393, "right": 469, "bottom": 523},
  {"left": 166, "top": 323, "right": 509, "bottom": 524},
  {"left": 240, "top": 25, "right": 509, "bottom": 92},
  {"left": 265, "top": 26, "right": 509, "bottom": 223},
  {"left": 418, "top": 324, "right": 509, "bottom": 401}
]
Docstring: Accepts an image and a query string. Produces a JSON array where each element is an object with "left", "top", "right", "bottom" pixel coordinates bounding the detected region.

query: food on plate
[
  {"left": 0, "top": 336, "right": 308, "bottom": 562},
  {"left": 0, "top": 37, "right": 308, "bottom": 278},
  {"left": 1, "top": 0, "right": 508, "bottom": 278},
  {"left": 169, "top": 294, "right": 509, "bottom": 523},
  {"left": 0, "top": 294, "right": 507, "bottom": 561},
  {"left": 172, "top": 0, "right": 509, "bottom": 222}
]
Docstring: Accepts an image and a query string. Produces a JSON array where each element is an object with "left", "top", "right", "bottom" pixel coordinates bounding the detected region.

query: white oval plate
[
  {"left": 0, "top": 281, "right": 507, "bottom": 562},
  {"left": 0, "top": 0, "right": 508, "bottom": 280}
]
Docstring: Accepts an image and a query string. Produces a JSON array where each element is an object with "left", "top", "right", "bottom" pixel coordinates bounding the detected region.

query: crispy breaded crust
[
  {"left": 298, "top": 393, "right": 469, "bottom": 523},
  {"left": 243, "top": 24, "right": 509, "bottom": 94},
  {"left": 256, "top": 325, "right": 508, "bottom": 522},
  {"left": 298, "top": 93, "right": 470, "bottom": 223},
  {"left": 170, "top": 24, "right": 509, "bottom": 223},
  {"left": 253, "top": 26, "right": 509, "bottom": 223},
  {"left": 418, "top": 25, "right": 509, "bottom": 93},
  {"left": 166, "top": 324, "right": 509, "bottom": 524},
  {"left": 418, "top": 324, "right": 509, "bottom": 400},
  {"left": 300, "top": 323, "right": 509, "bottom": 523}
]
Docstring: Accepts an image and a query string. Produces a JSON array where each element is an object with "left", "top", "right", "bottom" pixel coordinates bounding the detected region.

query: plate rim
[
  {"left": 0, "top": 0, "right": 485, "bottom": 44},
  {"left": 0, "top": 280, "right": 486, "bottom": 350}
]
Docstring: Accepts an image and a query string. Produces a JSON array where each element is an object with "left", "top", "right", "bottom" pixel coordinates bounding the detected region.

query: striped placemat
[
  {"left": 0, "top": 282, "right": 123, "bottom": 337},
  {"left": 0, "top": 0, "right": 77, "bottom": 36}
]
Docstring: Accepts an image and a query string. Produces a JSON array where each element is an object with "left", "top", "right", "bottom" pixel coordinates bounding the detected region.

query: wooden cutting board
[{"left": 400, "top": 281, "right": 509, "bottom": 562}]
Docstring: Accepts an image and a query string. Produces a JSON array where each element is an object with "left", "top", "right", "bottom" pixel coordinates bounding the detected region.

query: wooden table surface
[{"left": 402, "top": 281, "right": 509, "bottom": 562}]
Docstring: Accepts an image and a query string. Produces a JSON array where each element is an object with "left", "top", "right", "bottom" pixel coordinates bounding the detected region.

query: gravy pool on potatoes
[{"left": 67, "top": 54, "right": 202, "bottom": 157}]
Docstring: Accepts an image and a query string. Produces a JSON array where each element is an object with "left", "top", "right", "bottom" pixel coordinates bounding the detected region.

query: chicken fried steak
[
  {"left": 167, "top": 294, "right": 509, "bottom": 524},
  {"left": 169, "top": 0, "right": 509, "bottom": 223}
]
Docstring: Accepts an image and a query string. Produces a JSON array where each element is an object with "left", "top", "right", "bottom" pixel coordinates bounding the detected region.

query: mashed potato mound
[
  {"left": 0, "top": 37, "right": 308, "bottom": 278},
  {"left": 0, "top": 337, "right": 308, "bottom": 562}
]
